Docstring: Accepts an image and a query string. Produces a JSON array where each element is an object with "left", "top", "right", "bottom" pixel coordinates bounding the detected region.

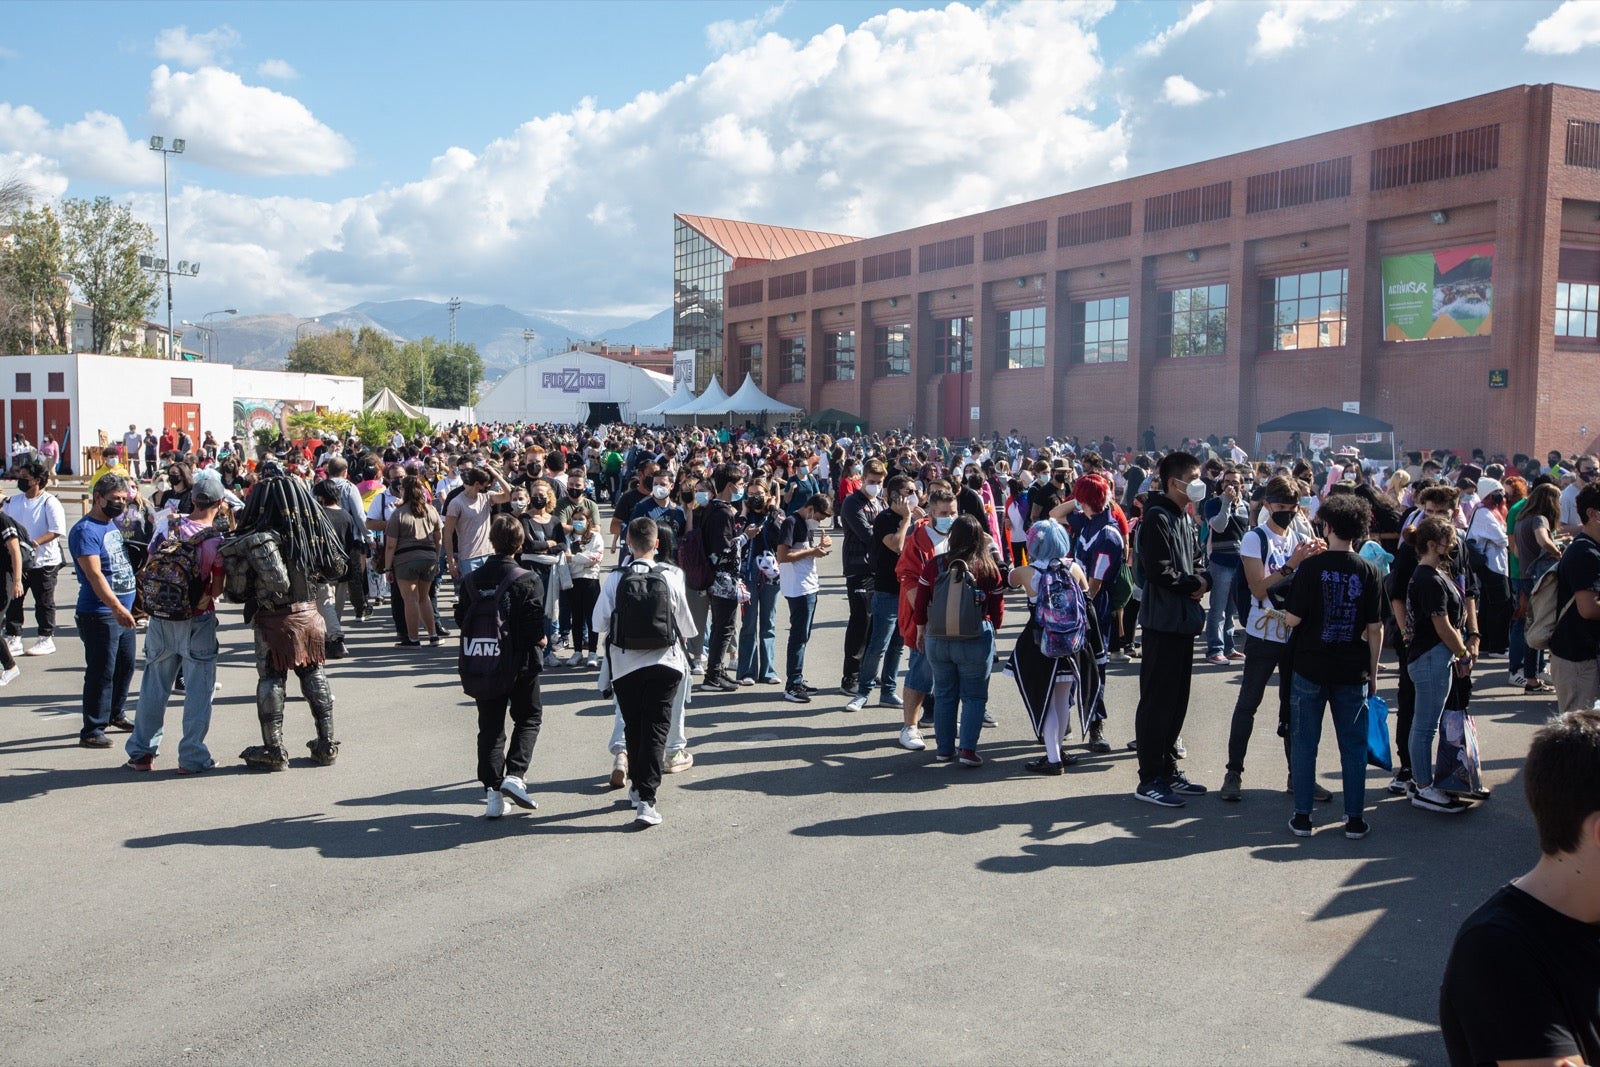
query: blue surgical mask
[
  {"left": 732, "top": 488, "right": 745, "bottom": 502},
  {"left": 933, "top": 516, "right": 954, "bottom": 534},
  {"left": 695, "top": 491, "right": 710, "bottom": 507},
  {"left": 1299, "top": 496, "right": 1315, "bottom": 509}
]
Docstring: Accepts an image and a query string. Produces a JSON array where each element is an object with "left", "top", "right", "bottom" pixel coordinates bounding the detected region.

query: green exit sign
[{"left": 1488, "top": 368, "right": 1508, "bottom": 389}]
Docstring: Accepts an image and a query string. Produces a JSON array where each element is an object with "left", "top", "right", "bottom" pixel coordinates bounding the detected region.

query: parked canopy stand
[{"left": 1254, "top": 406, "right": 1396, "bottom": 464}]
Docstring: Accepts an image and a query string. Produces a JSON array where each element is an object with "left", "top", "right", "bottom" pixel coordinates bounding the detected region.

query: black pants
[
  {"left": 348, "top": 556, "right": 368, "bottom": 618},
  {"left": 704, "top": 593, "right": 739, "bottom": 681},
  {"left": 475, "top": 676, "right": 544, "bottom": 790},
  {"left": 841, "top": 572, "right": 873, "bottom": 686},
  {"left": 1475, "top": 567, "right": 1511, "bottom": 656},
  {"left": 1394, "top": 630, "right": 1415, "bottom": 772},
  {"left": 1225, "top": 635, "right": 1293, "bottom": 776},
  {"left": 566, "top": 577, "right": 600, "bottom": 652},
  {"left": 613, "top": 664, "right": 679, "bottom": 805},
  {"left": 6, "top": 564, "right": 60, "bottom": 638},
  {"left": 1134, "top": 630, "right": 1195, "bottom": 785}
]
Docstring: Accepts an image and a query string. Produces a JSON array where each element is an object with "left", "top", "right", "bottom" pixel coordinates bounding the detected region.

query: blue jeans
[
  {"left": 1406, "top": 642, "right": 1454, "bottom": 789},
  {"left": 928, "top": 624, "right": 995, "bottom": 755},
  {"left": 127, "top": 613, "right": 219, "bottom": 770},
  {"left": 1289, "top": 672, "right": 1368, "bottom": 818},
  {"left": 906, "top": 646, "right": 933, "bottom": 694},
  {"left": 854, "top": 590, "right": 904, "bottom": 699},
  {"left": 737, "top": 581, "right": 780, "bottom": 681},
  {"left": 77, "top": 610, "right": 136, "bottom": 740},
  {"left": 784, "top": 592, "right": 818, "bottom": 687},
  {"left": 1205, "top": 555, "right": 1241, "bottom": 656}
]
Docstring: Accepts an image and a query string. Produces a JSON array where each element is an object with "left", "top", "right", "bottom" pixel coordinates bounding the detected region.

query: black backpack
[
  {"left": 608, "top": 562, "right": 676, "bottom": 651},
  {"left": 457, "top": 567, "right": 529, "bottom": 699}
]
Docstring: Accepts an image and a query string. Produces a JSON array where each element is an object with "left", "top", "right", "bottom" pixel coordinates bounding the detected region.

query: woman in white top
[
  {"left": 1466, "top": 477, "right": 1511, "bottom": 656},
  {"left": 1004, "top": 477, "right": 1029, "bottom": 569}
]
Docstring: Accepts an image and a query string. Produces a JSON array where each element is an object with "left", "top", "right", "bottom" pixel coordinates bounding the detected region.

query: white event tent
[
  {"left": 720, "top": 373, "right": 802, "bottom": 419},
  {"left": 638, "top": 381, "right": 697, "bottom": 424},
  {"left": 670, "top": 375, "right": 730, "bottom": 422},
  {"left": 473, "top": 351, "right": 671, "bottom": 426}
]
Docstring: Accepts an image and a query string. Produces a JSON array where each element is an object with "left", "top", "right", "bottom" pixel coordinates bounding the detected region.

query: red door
[
  {"left": 163, "top": 403, "right": 200, "bottom": 442},
  {"left": 939, "top": 372, "right": 972, "bottom": 441},
  {"left": 12, "top": 400, "right": 38, "bottom": 460},
  {"left": 42, "top": 399, "right": 71, "bottom": 474}
]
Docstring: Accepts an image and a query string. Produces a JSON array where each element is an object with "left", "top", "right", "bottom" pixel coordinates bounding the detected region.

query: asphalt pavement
[{"left": 0, "top": 503, "right": 1549, "bottom": 1065}]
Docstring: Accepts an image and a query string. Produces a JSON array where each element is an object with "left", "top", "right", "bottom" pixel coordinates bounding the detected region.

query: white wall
[{"left": 232, "top": 369, "right": 363, "bottom": 415}]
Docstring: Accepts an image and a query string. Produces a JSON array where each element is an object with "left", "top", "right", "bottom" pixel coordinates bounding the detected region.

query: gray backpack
[{"left": 927, "top": 557, "right": 984, "bottom": 641}]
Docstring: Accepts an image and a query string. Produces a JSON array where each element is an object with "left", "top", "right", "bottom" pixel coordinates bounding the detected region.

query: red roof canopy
[{"left": 675, "top": 213, "right": 860, "bottom": 262}]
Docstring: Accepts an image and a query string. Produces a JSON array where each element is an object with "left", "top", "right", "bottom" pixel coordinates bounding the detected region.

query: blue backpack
[{"left": 1034, "top": 560, "right": 1088, "bottom": 658}]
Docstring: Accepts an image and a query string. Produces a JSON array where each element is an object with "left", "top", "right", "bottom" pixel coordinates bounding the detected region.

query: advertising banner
[
  {"left": 672, "top": 349, "right": 696, "bottom": 389},
  {"left": 1381, "top": 243, "right": 1494, "bottom": 341}
]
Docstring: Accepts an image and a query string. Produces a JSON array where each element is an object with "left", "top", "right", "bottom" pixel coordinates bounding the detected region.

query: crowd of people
[{"left": 4, "top": 415, "right": 1599, "bottom": 1061}]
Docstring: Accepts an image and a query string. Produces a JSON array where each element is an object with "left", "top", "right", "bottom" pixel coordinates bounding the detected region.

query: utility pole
[
  {"left": 448, "top": 296, "right": 462, "bottom": 408},
  {"left": 522, "top": 328, "right": 535, "bottom": 365}
]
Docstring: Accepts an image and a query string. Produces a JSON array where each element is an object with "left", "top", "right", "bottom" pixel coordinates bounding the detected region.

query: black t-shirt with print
[
  {"left": 871, "top": 509, "right": 903, "bottom": 594},
  {"left": 1031, "top": 481, "right": 1064, "bottom": 518},
  {"left": 1551, "top": 532, "right": 1600, "bottom": 663},
  {"left": 1405, "top": 562, "right": 1463, "bottom": 663},
  {"left": 1440, "top": 884, "right": 1600, "bottom": 1067},
  {"left": 1285, "top": 550, "right": 1382, "bottom": 685}
]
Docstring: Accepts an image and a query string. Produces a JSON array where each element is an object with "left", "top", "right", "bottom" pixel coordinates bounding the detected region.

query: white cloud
[
  {"left": 257, "top": 58, "right": 298, "bottom": 80},
  {"left": 0, "top": 103, "right": 159, "bottom": 184},
  {"left": 1253, "top": 0, "right": 1355, "bottom": 56},
  {"left": 707, "top": 2, "right": 790, "bottom": 53},
  {"left": 152, "top": 25, "right": 240, "bottom": 69},
  {"left": 1138, "top": 1, "right": 1215, "bottom": 56},
  {"left": 1526, "top": 0, "right": 1600, "bottom": 53},
  {"left": 1161, "top": 74, "right": 1214, "bottom": 106},
  {"left": 147, "top": 65, "right": 354, "bottom": 176}
]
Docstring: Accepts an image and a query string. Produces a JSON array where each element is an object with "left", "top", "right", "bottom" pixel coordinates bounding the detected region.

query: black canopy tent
[{"left": 1255, "top": 407, "right": 1395, "bottom": 462}]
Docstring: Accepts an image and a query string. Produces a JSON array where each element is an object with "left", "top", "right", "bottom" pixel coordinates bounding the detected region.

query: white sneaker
[
  {"left": 0, "top": 665, "right": 17, "bottom": 686},
  {"left": 664, "top": 749, "right": 694, "bottom": 774},
  {"left": 609, "top": 751, "right": 629, "bottom": 789},
  {"left": 628, "top": 787, "right": 640, "bottom": 807},
  {"left": 484, "top": 789, "right": 507, "bottom": 819},
  {"left": 498, "top": 775, "right": 537, "bottom": 810},
  {"left": 1509, "top": 671, "right": 1526, "bottom": 687},
  {"left": 898, "top": 725, "right": 926, "bottom": 751},
  {"left": 634, "top": 802, "right": 662, "bottom": 827},
  {"left": 844, "top": 694, "right": 868, "bottom": 713},
  {"left": 24, "top": 637, "right": 55, "bottom": 657},
  {"left": 4, "top": 637, "right": 20, "bottom": 657}
]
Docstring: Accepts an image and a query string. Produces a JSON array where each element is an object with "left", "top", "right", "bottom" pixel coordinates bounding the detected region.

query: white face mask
[
  {"left": 652, "top": 485, "right": 670, "bottom": 500},
  {"left": 862, "top": 482, "right": 882, "bottom": 498},
  {"left": 1185, "top": 478, "right": 1207, "bottom": 503}
]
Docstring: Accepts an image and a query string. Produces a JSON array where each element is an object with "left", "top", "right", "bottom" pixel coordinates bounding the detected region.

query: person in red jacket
[{"left": 894, "top": 482, "right": 956, "bottom": 753}]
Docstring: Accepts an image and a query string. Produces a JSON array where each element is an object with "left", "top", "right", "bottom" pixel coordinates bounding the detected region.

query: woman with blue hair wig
[
  {"left": 1006, "top": 519, "right": 1104, "bottom": 774},
  {"left": 1026, "top": 519, "right": 1072, "bottom": 566}
]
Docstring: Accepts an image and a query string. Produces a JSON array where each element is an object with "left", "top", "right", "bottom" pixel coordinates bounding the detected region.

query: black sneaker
[
  {"left": 1343, "top": 816, "right": 1371, "bottom": 840},
  {"left": 800, "top": 682, "right": 820, "bottom": 694},
  {"left": 1166, "top": 771, "right": 1207, "bottom": 796},
  {"left": 1023, "top": 756, "right": 1064, "bottom": 776},
  {"left": 783, "top": 685, "right": 811, "bottom": 703},
  {"left": 1288, "top": 812, "right": 1314, "bottom": 837},
  {"left": 1134, "top": 780, "right": 1186, "bottom": 808},
  {"left": 698, "top": 675, "right": 738, "bottom": 693}
]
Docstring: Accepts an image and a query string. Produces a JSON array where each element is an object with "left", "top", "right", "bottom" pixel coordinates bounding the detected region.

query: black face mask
[
  {"left": 569, "top": 486, "right": 584, "bottom": 498},
  {"left": 1267, "top": 508, "right": 1294, "bottom": 529},
  {"left": 15, "top": 480, "right": 31, "bottom": 493},
  {"left": 102, "top": 500, "right": 127, "bottom": 518}
]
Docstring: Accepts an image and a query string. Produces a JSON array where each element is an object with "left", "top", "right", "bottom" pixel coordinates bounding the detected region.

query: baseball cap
[{"left": 191, "top": 469, "right": 225, "bottom": 504}]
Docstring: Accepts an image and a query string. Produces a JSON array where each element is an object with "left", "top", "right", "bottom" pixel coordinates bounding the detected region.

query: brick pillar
[
  {"left": 971, "top": 280, "right": 994, "bottom": 442},
  {"left": 914, "top": 293, "right": 937, "bottom": 437},
  {"left": 1130, "top": 255, "right": 1157, "bottom": 447},
  {"left": 856, "top": 300, "right": 873, "bottom": 427},
  {"left": 806, "top": 311, "right": 825, "bottom": 415},
  {"left": 1231, "top": 241, "right": 1259, "bottom": 441}
]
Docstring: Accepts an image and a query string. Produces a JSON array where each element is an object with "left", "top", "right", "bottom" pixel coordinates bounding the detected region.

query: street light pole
[
  {"left": 148, "top": 136, "right": 187, "bottom": 358},
  {"left": 202, "top": 308, "right": 236, "bottom": 361},
  {"left": 522, "top": 328, "right": 535, "bottom": 365}
]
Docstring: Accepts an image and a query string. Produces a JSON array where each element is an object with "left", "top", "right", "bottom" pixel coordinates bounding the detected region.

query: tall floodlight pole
[
  {"left": 149, "top": 136, "right": 186, "bottom": 358},
  {"left": 522, "top": 328, "right": 535, "bottom": 365},
  {"left": 448, "top": 296, "right": 462, "bottom": 408},
  {"left": 202, "top": 308, "right": 236, "bottom": 361}
]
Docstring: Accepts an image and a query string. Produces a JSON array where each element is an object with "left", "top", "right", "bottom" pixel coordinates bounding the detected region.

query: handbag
[
  {"left": 1364, "top": 694, "right": 1393, "bottom": 771},
  {"left": 553, "top": 558, "right": 574, "bottom": 595}
]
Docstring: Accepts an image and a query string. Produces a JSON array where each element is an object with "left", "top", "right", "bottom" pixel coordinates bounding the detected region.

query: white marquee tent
[
  {"left": 363, "top": 386, "right": 424, "bottom": 419},
  {"left": 670, "top": 375, "right": 730, "bottom": 421},
  {"left": 473, "top": 351, "right": 672, "bottom": 425},
  {"left": 639, "top": 381, "right": 697, "bottom": 420},
  {"left": 720, "top": 373, "right": 802, "bottom": 418}
]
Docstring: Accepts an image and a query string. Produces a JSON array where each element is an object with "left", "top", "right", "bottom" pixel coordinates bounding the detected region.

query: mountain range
[{"left": 198, "top": 300, "right": 673, "bottom": 377}]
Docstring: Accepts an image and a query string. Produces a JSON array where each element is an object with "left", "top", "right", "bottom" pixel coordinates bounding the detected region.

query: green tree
[
  {"left": 60, "top": 196, "right": 157, "bottom": 354},
  {"left": 287, "top": 326, "right": 414, "bottom": 400},
  {"left": 0, "top": 203, "right": 72, "bottom": 352},
  {"left": 398, "top": 336, "right": 483, "bottom": 408}
]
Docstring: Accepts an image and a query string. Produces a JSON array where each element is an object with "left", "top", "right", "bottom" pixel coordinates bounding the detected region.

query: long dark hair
[
  {"left": 401, "top": 475, "right": 430, "bottom": 518},
  {"left": 945, "top": 514, "right": 996, "bottom": 583}
]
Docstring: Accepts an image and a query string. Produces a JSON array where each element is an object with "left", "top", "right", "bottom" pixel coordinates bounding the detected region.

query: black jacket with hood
[{"left": 1137, "top": 490, "right": 1206, "bottom": 635}]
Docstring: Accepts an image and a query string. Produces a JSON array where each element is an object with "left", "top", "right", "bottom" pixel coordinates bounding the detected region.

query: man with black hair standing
[
  {"left": 1549, "top": 481, "right": 1600, "bottom": 713},
  {"left": 69, "top": 473, "right": 138, "bottom": 748},
  {"left": 697, "top": 463, "right": 746, "bottom": 692},
  {"left": 3, "top": 460, "right": 66, "bottom": 659},
  {"left": 838, "top": 458, "right": 886, "bottom": 694},
  {"left": 1132, "top": 451, "right": 1211, "bottom": 807}
]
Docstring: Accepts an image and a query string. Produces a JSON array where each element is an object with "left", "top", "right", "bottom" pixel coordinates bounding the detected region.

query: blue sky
[{"left": 3, "top": 0, "right": 1599, "bottom": 327}]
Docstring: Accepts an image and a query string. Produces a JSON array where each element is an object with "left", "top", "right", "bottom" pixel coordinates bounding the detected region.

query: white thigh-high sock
[{"left": 1043, "top": 705, "right": 1064, "bottom": 763}]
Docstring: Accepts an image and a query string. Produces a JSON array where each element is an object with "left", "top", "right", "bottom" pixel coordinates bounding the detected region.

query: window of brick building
[
  {"left": 823, "top": 331, "right": 856, "bottom": 381},
  {"left": 778, "top": 337, "right": 806, "bottom": 384},
  {"left": 1259, "top": 269, "right": 1348, "bottom": 351},
  {"left": 14, "top": 373, "right": 30, "bottom": 393},
  {"left": 1157, "top": 284, "right": 1228, "bottom": 357},
  {"left": 934, "top": 317, "right": 972, "bottom": 373},
  {"left": 872, "top": 325, "right": 910, "bottom": 378},
  {"left": 997, "top": 307, "right": 1046, "bottom": 369},
  {"left": 47, "top": 372, "right": 64, "bottom": 392},
  {"left": 1557, "top": 282, "right": 1599, "bottom": 340},
  {"left": 1069, "top": 297, "right": 1129, "bottom": 363}
]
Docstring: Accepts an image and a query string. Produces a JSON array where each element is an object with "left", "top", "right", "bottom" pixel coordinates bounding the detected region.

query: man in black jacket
[
  {"left": 463, "top": 515, "right": 547, "bottom": 819},
  {"left": 1134, "top": 451, "right": 1212, "bottom": 808},
  {"left": 838, "top": 458, "right": 886, "bottom": 694},
  {"left": 698, "top": 463, "right": 746, "bottom": 692}
]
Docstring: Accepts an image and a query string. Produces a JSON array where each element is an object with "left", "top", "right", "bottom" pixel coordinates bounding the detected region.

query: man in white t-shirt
[
  {"left": 776, "top": 493, "right": 833, "bottom": 704},
  {"left": 1219, "top": 476, "right": 1324, "bottom": 801},
  {"left": 1560, "top": 456, "right": 1598, "bottom": 536},
  {"left": 122, "top": 425, "right": 143, "bottom": 480},
  {"left": 3, "top": 462, "right": 67, "bottom": 657}
]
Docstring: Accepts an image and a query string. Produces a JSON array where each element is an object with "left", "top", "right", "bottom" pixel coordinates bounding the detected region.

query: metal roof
[{"left": 675, "top": 213, "right": 860, "bottom": 262}]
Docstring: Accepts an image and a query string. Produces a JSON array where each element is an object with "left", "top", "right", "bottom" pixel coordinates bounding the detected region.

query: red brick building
[{"left": 710, "top": 84, "right": 1600, "bottom": 457}]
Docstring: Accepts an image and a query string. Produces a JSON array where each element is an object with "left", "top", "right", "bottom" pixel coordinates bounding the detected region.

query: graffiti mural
[{"left": 233, "top": 398, "right": 314, "bottom": 438}]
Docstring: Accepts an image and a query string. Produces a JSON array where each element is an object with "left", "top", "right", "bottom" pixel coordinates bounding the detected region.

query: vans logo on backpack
[{"left": 462, "top": 637, "right": 500, "bottom": 656}]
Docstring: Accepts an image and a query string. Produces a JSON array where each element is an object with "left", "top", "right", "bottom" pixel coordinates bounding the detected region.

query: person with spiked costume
[{"left": 227, "top": 468, "right": 349, "bottom": 770}]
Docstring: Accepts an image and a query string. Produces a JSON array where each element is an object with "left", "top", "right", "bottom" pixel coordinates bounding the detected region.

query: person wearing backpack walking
[
  {"left": 1131, "top": 452, "right": 1213, "bottom": 807},
  {"left": 459, "top": 515, "right": 547, "bottom": 819},
  {"left": 1006, "top": 519, "right": 1099, "bottom": 774},
  {"left": 123, "top": 470, "right": 227, "bottom": 773},
  {"left": 914, "top": 514, "right": 1005, "bottom": 766},
  {"left": 1548, "top": 481, "right": 1600, "bottom": 715},
  {"left": 593, "top": 517, "right": 700, "bottom": 827}
]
